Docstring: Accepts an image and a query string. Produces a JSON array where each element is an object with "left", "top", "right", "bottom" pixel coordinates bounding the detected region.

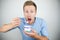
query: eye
[
  {"left": 31, "top": 11, "right": 33, "bottom": 13},
  {"left": 26, "top": 11, "right": 28, "bottom": 13}
]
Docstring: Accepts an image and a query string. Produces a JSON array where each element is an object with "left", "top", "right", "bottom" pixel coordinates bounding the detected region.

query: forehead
[{"left": 24, "top": 5, "right": 35, "bottom": 10}]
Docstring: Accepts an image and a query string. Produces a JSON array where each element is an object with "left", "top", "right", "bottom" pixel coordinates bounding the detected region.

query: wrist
[
  {"left": 35, "top": 34, "right": 39, "bottom": 39},
  {"left": 34, "top": 34, "right": 41, "bottom": 40},
  {"left": 35, "top": 35, "right": 48, "bottom": 40}
]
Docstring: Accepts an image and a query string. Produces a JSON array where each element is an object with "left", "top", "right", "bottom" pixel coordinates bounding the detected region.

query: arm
[
  {"left": 35, "top": 34, "right": 48, "bottom": 40},
  {"left": 0, "top": 17, "right": 21, "bottom": 32},
  {"left": 24, "top": 29, "right": 48, "bottom": 40},
  {"left": 0, "top": 23, "right": 15, "bottom": 32}
]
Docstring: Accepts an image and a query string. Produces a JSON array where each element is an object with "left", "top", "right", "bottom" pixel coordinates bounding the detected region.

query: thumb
[{"left": 31, "top": 29, "right": 36, "bottom": 33}]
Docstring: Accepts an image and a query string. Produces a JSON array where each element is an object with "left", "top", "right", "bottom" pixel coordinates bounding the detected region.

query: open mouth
[{"left": 28, "top": 18, "right": 31, "bottom": 22}]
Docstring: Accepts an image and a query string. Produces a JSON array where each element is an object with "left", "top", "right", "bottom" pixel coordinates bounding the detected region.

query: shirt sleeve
[{"left": 40, "top": 20, "right": 48, "bottom": 38}]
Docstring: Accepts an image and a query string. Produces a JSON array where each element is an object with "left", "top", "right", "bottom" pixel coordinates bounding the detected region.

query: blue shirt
[{"left": 18, "top": 17, "right": 48, "bottom": 40}]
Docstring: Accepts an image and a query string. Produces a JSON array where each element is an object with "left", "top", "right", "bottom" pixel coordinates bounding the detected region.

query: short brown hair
[{"left": 23, "top": 1, "right": 37, "bottom": 10}]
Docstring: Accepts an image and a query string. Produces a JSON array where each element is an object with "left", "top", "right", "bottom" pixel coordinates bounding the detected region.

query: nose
[
  {"left": 28, "top": 12, "right": 31, "bottom": 15},
  {"left": 27, "top": 12, "right": 31, "bottom": 16}
]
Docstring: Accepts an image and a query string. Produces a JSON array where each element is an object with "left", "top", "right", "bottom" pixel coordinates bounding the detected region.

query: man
[{"left": 0, "top": 1, "right": 48, "bottom": 40}]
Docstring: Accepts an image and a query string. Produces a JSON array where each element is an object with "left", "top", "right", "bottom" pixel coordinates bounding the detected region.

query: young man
[{"left": 0, "top": 1, "right": 48, "bottom": 40}]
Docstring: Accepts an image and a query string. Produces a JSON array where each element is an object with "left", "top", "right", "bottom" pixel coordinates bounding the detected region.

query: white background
[{"left": 0, "top": 0, "right": 60, "bottom": 40}]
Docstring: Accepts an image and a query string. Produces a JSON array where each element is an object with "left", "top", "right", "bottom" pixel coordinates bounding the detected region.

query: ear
[
  {"left": 35, "top": 12, "right": 37, "bottom": 16},
  {"left": 35, "top": 10, "right": 37, "bottom": 14}
]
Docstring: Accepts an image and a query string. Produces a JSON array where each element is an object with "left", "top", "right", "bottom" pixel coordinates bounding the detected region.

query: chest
[{"left": 31, "top": 22, "right": 42, "bottom": 35}]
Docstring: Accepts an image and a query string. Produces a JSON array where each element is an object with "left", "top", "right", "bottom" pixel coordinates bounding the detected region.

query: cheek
[
  {"left": 31, "top": 13, "right": 36, "bottom": 17},
  {"left": 24, "top": 13, "right": 27, "bottom": 17},
  {"left": 24, "top": 13, "right": 29, "bottom": 19}
]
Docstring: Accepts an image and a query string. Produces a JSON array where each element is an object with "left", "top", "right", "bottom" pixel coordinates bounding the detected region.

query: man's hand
[
  {"left": 11, "top": 17, "right": 21, "bottom": 27},
  {"left": 24, "top": 29, "right": 38, "bottom": 38},
  {"left": 24, "top": 29, "right": 48, "bottom": 40}
]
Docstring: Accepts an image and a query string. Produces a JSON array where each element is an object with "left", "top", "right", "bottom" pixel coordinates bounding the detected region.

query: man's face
[{"left": 23, "top": 5, "right": 36, "bottom": 23}]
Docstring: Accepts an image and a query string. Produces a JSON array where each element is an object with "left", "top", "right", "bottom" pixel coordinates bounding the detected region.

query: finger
[
  {"left": 11, "top": 17, "right": 21, "bottom": 23},
  {"left": 23, "top": 30, "right": 32, "bottom": 35},
  {"left": 23, "top": 30, "right": 28, "bottom": 34},
  {"left": 12, "top": 17, "right": 20, "bottom": 21},
  {"left": 13, "top": 18, "right": 20, "bottom": 22},
  {"left": 11, "top": 20, "right": 20, "bottom": 26},
  {"left": 14, "top": 17, "right": 20, "bottom": 20},
  {"left": 31, "top": 29, "right": 36, "bottom": 33},
  {"left": 11, "top": 20, "right": 20, "bottom": 24}
]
